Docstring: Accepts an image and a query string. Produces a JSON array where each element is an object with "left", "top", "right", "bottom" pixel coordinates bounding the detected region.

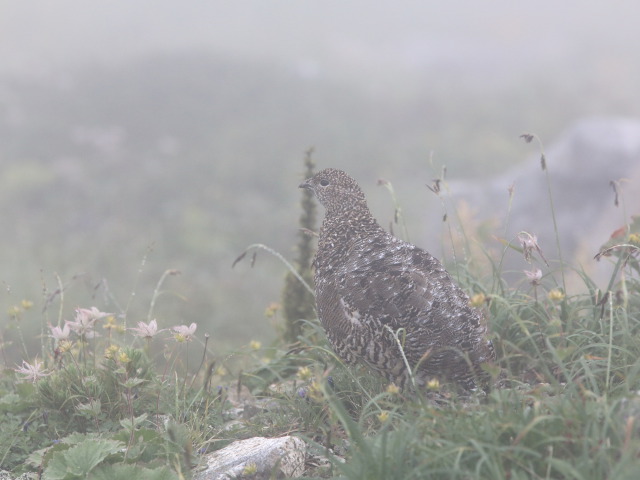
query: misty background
[{"left": 1, "top": 1, "right": 639, "bottom": 362}]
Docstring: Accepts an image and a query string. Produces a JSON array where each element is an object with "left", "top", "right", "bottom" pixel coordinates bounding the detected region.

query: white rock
[
  {"left": 0, "top": 472, "right": 37, "bottom": 480},
  {"left": 193, "top": 436, "right": 306, "bottom": 480}
]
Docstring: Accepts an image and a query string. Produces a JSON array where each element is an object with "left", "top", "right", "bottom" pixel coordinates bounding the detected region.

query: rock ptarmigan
[{"left": 299, "top": 168, "right": 495, "bottom": 391}]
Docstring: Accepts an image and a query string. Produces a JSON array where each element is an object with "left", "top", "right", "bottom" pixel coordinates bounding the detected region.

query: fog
[
  {"left": 1, "top": 1, "right": 639, "bottom": 361},
  {"left": 3, "top": 2, "right": 639, "bottom": 83}
]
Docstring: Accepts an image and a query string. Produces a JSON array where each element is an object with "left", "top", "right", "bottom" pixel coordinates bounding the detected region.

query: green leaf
[
  {"left": 119, "top": 412, "right": 148, "bottom": 431},
  {"left": 0, "top": 393, "right": 22, "bottom": 413},
  {"left": 15, "top": 381, "right": 37, "bottom": 398},
  {"left": 44, "top": 439, "right": 123, "bottom": 480},
  {"left": 76, "top": 399, "right": 102, "bottom": 416},
  {"left": 26, "top": 442, "right": 69, "bottom": 470},
  {"left": 112, "top": 428, "right": 164, "bottom": 463},
  {"left": 121, "top": 377, "right": 146, "bottom": 389},
  {"left": 87, "top": 464, "right": 178, "bottom": 480}
]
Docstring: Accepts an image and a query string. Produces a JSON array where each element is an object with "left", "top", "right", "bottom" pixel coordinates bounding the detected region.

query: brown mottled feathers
[{"left": 299, "top": 168, "right": 495, "bottom": 391}]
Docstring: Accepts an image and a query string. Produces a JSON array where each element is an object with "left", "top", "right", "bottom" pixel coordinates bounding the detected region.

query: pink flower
[
  {"left": 66, "top": 307, "right": 109, "bottom": 338},
  {"left": 14, "top": 359, "right": 50, "bottom": 383},
  {"left": 129, "top": 319, "right": 164, "bottom": 339},
  {"left": 172, "top": 323, "right": 197, "bottom": 342},
  {"left": 76, "top": 307, "right": 111, "bottom": 323},
  {"left": 49, "top": 323, "right": 71, "bottom": 341}
]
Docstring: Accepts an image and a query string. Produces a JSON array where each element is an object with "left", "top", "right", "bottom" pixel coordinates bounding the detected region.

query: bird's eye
[{"left": 319, "top": 179, "right": 330, "bottom": 187}]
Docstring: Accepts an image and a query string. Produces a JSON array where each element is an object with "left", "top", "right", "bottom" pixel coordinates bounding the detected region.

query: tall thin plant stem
[{"left": 522, "top": 133, "right": 566, "bottom": 292}]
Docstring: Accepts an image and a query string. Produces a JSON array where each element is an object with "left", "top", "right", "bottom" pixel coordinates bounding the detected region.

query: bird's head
[{"left": 299, "top": 168, "right": 368, "bottom": 212}]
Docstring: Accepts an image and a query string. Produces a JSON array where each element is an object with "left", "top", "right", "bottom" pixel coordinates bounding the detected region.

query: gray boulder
[
  {"left": 193, "top": 436, "right": 306, "bottom": 480},
  {"left": 442, "top": 117, "right": 640, "bottom": 289}
]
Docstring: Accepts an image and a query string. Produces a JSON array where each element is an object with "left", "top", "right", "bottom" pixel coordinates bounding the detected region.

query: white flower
[
  {"left": 524, "top": 268, "right": 543, "bottom": 286},
  {"left": 129, "top": 319, "right": 164, "bottom": 339},
  {"left": 49, "top": 323, "right": 71, "bottom": 341},
  {"left": 66, "top": 307, "right": 109, "bottom": 338},
  {"left": 14, "top": 359, "right": 50, "bottom": 383},
  {"left": 76, "top": 307, "right": 110, "bottom": 323},
  {"left": 518, "top": 231, "right": 549, "bottom": 266},
  {"left": 172, "top": 323, "right": 197, "bottom": 342}
]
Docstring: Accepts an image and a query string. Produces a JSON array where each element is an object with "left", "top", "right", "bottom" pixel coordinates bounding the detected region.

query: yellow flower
[
  {"left": 386, "top": 383, "right": 400, "bottom": 395},
  {"left": 377, "top": 411, "right": 390, "bottom": 423},
  {"left": 103, "top": 315, "right": 118, "bottom": 330},
  {"left": 297, "top": 366, "right": 312, "bottom": 381},
  {"left": 548, "top": 289, "right": 565, "bottom": 301},
  {"left": 426, "top": 378, "right": 440, "bottom": 391},
  {"left": 8, "top": 305, "right": 22, "bottom": 317},
  {"left": 215, "top": 366, "right": 227, "bottom": 377},
  {"left": 469, "top": 293, "right": 486, "bottom": 308},
  {"left": 21, "top": 299, "right": 34, "bottom": 310},
  {"left": 264, "top": 302, "right": 280, "bottom": 318},
  {"left": 308, "top": 381, "right": 323, "bottom": 401},
  {"left": 242, "top": 463, "right": 258, "bottom": 475},
  {"left": 58, "top": 340, "right": 73, "bottom": 353},
  {"left": 117, "top": 351, "right": 131, "bottom": 364},
  {"left": 249, "top": 340, "right": 261, "bottom": 350},
  {"left": 104, "top": 345, "right": 120, "bottom": 360},
  {"left": 629, "top": 233, "right": 640, "bottom": 246}
]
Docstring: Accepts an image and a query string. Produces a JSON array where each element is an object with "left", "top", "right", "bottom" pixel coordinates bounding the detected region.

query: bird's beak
[{"left": 299, "top": 178, "right": 312, "bottom": 189}]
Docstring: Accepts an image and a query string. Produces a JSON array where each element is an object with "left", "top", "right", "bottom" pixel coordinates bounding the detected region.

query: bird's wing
[{"left": 336, "top": 236, "right": 477, "bottom": 332}]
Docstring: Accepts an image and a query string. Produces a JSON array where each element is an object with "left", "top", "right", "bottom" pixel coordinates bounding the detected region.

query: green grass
[
  {"left": 1, "top": 161, "right": 640, "bottom": 478},
  {"left": 1, "top": 252, "right": 639, "bottom": 479}
]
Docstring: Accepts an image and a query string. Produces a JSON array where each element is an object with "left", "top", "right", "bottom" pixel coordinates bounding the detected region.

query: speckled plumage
[{"left": 299, "top": 168, "right": 495, "bottom": 391}]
